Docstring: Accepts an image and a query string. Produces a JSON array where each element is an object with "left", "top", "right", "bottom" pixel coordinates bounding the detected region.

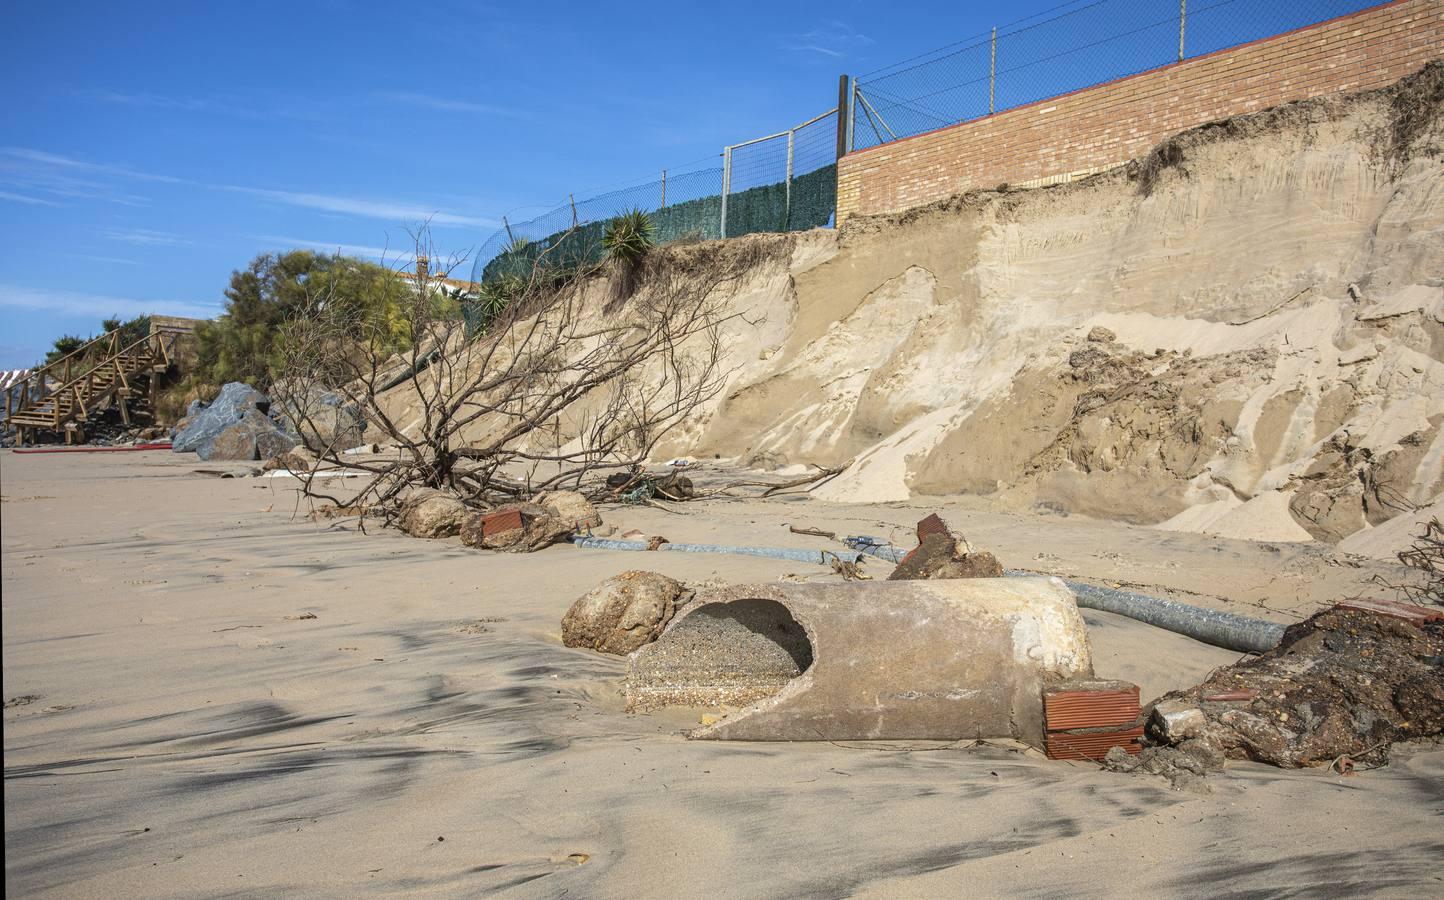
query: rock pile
[{"left": 171, "top": 382, "right": 301, "bottom": 462}]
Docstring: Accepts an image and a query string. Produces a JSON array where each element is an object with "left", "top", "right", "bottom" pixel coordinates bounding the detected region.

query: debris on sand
[
  {"left": 261, "top": 445, "right": 317, "bottom": 472},
  {"left": 1044, "top": 680, "right": 1144, "bottom": 761},
  {"left": 533, "top": 490, "right": 603, "bottom": 529},
  {"left": 628, "top": 578, "right": 1093, "bottom": 743},
  {"left": 459, "top": 503, "right": 574, "bottom": 553},
  {"left": 397, "top": 491, "right": 469, "bottom": 539},
  {"left": 562, "top": 570, "right": 692, "bottom": 655},
  {"left": 1108, "top": 602, "right": 1444, "bottom": 789},
  {"left": 888, "top": 514, "right": 1004, "bottom": 580}
]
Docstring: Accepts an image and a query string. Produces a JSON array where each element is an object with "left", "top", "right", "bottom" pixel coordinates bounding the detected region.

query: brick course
[{"left": 836, "top": 0, "right": 1444, "bottom": 222}]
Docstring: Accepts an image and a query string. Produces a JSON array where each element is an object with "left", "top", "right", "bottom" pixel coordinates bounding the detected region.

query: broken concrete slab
[
  {"left": 1145, "top": 604, "right": 1444, "bottom": 769},
  {"left": 626, "top": 577, "right": 1093, "bottom": 745}
]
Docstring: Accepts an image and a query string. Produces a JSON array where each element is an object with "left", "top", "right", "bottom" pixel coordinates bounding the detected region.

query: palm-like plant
[
  {"left": 602, "top": 209, "right": 655, "bottom": 303},
  {"left": 602, "top": 209, "right": 655, "bottom": 264}
]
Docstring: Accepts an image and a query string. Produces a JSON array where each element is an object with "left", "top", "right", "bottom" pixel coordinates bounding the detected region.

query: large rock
[
  {"left": 459, "top": 503, "right": 574, "bottom": 552},
  {"left": 172, "top": 382, "right": 267, "bottom": 453},
  {"left": 562, "top": 571, "right": 689, "bottom": 655},
  {"left": 198, "top": 408, "right": 298, "bottom": 462},
  {"left": 534, "top": 490, "right": 602, "bottom": 528},
  {"left": 269, "top": 381, "right": 366, "bottom": 453},
  {"left": 398, "top": 491, "right": 469, "bottom": 539}
]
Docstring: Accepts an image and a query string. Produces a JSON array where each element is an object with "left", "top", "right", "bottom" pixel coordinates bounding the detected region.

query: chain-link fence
[
  {"left": 850, "top": 0, "right": 1389, "bottom": 151},
  {"left": 721, "top": 109, "right": 839, "bottom": 238},
  {"left": 471, "top": 108, "right": 838, "bottom": 285}
]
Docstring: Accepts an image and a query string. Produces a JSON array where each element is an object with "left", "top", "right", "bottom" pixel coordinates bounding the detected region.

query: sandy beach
[{"left": 4, "top": 451, "right": 1441, "bottom": 897}]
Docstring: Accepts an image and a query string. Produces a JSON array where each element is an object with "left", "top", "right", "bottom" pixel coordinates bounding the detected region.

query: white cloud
[
  {"left": 0, "top": 147, "right": 185, "bottom": 184},
  {"left": 0, "top": 283, "right": 220, "bottom": 320},
  {"left": 229, "top": 186, "right": 496, "bottom": 228},
  {"left": 373, "top": 91, "right": 522, "bottom": 117},
  {"left": 253, "top": 235, "right": 400, "bottom": 261},
  {"left": 90, "top": 91, "right": 213, "bottom": 111},
  {"left": 784, "top": 20, "right": 874, "bottom": 58},
  {"left": 101, "top": 227, "right": 191, "bottom": 246},
  {"left": 3, "top": 146, "right": 497, "bottom": 230},
  {"left": 0, "top": 190, "right": 62, "bottom": 206}
]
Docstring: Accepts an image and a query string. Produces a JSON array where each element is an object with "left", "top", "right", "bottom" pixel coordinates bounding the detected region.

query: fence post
[
  {"left": 660, "top": 169, "right": 667, "bottom": 208},
  {"left": 989, "top": 26, "right": 997, "bottom": 114},
  {"left": 835, "top": 75, "right": 850, "bottom": 159},
  {"left": 502, "top": 215, "right": 515, "bottom": 245},
  {"left": 569, "top": 193, "right": 578, "bottom": 228},
  {"left": 847, "top": 79, "right": 857, "bottom": 153},
  {"left": 720, "top": 146, "right": 732, "bottom": 239},
  {"left": 784, "top": 129, "right": 794, "bottom": 230},
  {"left": 1178, "top": 0, "right": 1186, "bottom": 61}
]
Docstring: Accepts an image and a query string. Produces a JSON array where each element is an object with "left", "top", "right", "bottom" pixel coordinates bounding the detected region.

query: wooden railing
[{"left": 4, "top": 326, "right": 190, "bottom": 441}]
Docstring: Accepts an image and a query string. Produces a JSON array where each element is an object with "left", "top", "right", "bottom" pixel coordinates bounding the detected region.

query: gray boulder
[
  {"left": 172, "top": 382, "right": 268, "bottom": 453},
  {"left": 269, "top": 381, "right": 366, "bottom": 452},
  {"left": 200, "top": 408, "right": 299, "bottom": 461},
  {"left": 562, "top": 571, "right": 690, "bottom": 655}
]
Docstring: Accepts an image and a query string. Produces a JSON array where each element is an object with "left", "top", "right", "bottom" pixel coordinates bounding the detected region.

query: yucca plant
[
  {"left": 602, "top": 208, "right": 655, "bottom": 263},
  {"left": 603, "top": 209, "right": 655, "bottom": 303},
  {"left": 471, "top": 274, "right": 524, "bottom": 334}
]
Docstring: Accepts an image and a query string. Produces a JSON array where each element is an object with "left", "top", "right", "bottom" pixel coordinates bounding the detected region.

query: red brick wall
[{"left": 836, "top": 0, "right": 1444, "bottom": 222}]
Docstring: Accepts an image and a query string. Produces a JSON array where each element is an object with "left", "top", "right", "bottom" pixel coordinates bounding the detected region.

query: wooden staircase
[{"left": 4, "top": 324, "right": 190, "bottom": 444}]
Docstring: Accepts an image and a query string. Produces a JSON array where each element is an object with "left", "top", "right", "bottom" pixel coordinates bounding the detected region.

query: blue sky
[{"left": 0, "top": 0, "right": 1372, "bottom": 368}]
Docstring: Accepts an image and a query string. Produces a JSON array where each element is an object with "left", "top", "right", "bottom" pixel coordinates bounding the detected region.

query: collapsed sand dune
[
  {"left": 407, "top": 65, "right": 1442, "bottom": 553},
  {"left": 685, "top": 64, "right": 1444, "bottom": 549}
]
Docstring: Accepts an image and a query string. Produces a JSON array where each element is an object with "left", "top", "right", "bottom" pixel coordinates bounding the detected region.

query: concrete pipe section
[{"left": 625, "top": 577, "right": 1094, "bottom": 745}]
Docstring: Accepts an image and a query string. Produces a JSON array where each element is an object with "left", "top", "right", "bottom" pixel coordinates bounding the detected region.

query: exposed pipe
[
  {"left": 571, "top": 536, "right": 863, "bottom": 566},
  {"left": 847, "top": 538, "right": 1284, "bottom": 654},
  {"left": 1050, "top": 576, "right": 1285, "bottom": 655}
]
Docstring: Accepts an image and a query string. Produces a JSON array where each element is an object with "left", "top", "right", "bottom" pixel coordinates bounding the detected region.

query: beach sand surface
[{"left": 4, "top": 452, "right": 1441, "bottom": 897}]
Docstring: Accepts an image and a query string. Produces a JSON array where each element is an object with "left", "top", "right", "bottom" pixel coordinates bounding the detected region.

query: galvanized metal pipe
[
  {"left": 571, "top": 536, "right": 862, "bottom": 566},
  {"left": 846, "top": 538, "right": 1282, "bottom": 653}
]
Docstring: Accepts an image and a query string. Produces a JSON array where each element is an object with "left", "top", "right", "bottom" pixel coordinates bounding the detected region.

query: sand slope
[{"left": 672, "top": 68, "right": 1443, "bottom": 551}]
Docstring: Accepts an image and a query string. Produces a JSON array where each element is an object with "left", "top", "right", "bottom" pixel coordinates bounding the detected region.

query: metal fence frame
[
  {"left": 845, "top": 0, "right": 1388, "bottom": 153},
  {"left": 721, "top": 107, "right": 836, "bottom": 238}
]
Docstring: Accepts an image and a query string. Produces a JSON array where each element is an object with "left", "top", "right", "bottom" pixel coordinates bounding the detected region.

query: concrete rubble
[
  {"left": 887, "top": 513, "right": 1004, "bottom": 580},
  {"left": 562, "top": 571, "right": 691, "bottom": 656},
  {"left": 626, "top": 578, "right": 1094, "bottom": 744},
  {"left": 459, "top": 503, "right": 575, "bottom": 553},
  {"left": 1106, "top": 600, "right": 1444, "bottom": 788}
]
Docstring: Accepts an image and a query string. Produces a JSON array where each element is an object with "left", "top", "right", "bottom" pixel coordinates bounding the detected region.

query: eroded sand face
[
  {"left": 391, "top": 75, "right": 1442, "bottom": 552},
  {"left": 4, "top": 453, "right": 1441, "bottom": 896}
]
